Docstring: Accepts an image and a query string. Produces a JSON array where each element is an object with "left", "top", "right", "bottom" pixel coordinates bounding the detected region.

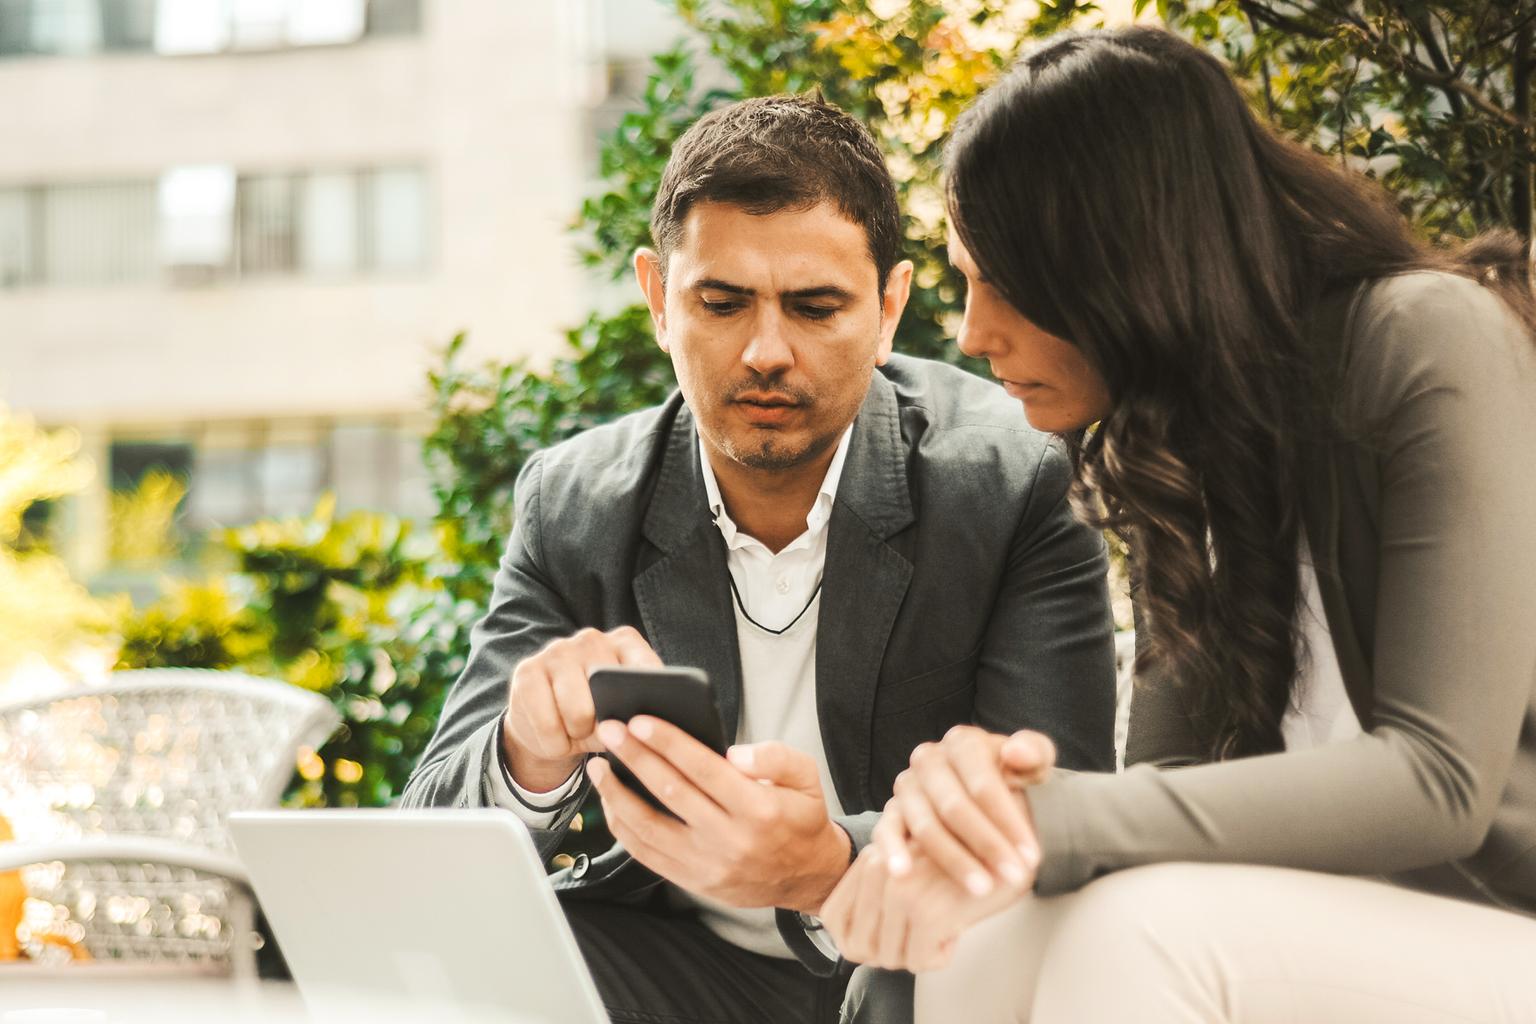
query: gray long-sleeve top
[{"left": 1029, "top": 271, "right": 1536, "bottom": 918}]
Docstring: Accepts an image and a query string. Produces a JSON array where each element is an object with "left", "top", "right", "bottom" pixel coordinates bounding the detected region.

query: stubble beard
[{"left": 724, "top": 426, "right": 840, "bottom": 472}]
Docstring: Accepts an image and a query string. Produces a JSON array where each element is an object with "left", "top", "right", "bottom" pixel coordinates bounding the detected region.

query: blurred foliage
[
  {"left": 1149, "top": 0, "right": 1536, "bottom": 239},
  {"left": 116, "top": 577, "right": 262, "bottom": 671},
  {"left": 0, "top": 407, "right": 119, "bottom": 684},
  {"left": 425, "top": 312, "right": 675, "bottom": 603},
  {"left": 117, "top": 497, "right": 475, "bottom": 809},
  {"left": 108, "top": 470, "right": 186, "bottom": 568}
]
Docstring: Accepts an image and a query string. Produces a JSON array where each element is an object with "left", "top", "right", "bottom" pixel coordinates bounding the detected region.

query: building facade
[{"left": 0, "top": 0, "right": 681, "bottom": 580}]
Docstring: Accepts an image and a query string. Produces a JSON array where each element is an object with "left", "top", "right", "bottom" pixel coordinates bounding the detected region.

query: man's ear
[
  {"left": 875, "top": 259, "right": 915, "bottom": 366},
  {"left": 634, "top": 248, "right": 670, "bottom": 353}
]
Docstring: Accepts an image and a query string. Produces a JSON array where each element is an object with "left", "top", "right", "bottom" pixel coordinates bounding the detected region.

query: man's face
[{"left": 636, "top": 201, "right": 911, "bottom": 474}]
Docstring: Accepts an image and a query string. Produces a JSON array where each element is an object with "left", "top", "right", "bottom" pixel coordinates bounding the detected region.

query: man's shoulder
[
  {"left": 879, "top": 353, "right": 1053, "bottom": 466},
  {"left": 528, "top": 393, "right": 683, "bottom": 507}
]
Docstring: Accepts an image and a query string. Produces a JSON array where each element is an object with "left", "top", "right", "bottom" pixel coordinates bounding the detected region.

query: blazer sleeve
[
  {"left": 1027, "top": 273, "right": 1536, "bottom": 895},
  {"left": 398, "top": 452, "right": 590, "bottom": 859},
  {"left": 971, "top": 437, "right": 1119, "bottom": 774}
]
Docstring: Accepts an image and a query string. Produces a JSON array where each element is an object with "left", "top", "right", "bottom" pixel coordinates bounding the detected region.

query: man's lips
[
  {"left": 734, "top": 391, "right": 800, "bottom": 407},
  {"left": 732, "top": 392, "right": 802, "bottom": 425}
]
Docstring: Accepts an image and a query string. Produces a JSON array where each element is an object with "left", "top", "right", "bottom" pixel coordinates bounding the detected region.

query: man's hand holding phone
[
  {"left": 588, "top": 723, "right": 850, "bottom": 914},
  {"left": 500, "top": 625, "right": 663, "bottom": 793}
]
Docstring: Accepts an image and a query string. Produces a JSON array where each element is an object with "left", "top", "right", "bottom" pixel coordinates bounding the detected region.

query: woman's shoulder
[{"left": 1339, "top": 270, "right": 1535, "bottom": 418}]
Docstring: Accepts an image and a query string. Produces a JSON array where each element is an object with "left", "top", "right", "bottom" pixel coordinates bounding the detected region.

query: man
[{"left": 401, "top": 94, "right": 1116, "bottom": 1024}]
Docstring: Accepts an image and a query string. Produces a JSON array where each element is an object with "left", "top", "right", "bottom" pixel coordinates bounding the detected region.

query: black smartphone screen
[{"left": 587, "top": 666, "right": 728, "bottom": 817}]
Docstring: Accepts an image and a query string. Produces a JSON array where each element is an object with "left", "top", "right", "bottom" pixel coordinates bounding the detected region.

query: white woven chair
[{"left": 0, "top": 669, "right": 339, "bottom": 978}]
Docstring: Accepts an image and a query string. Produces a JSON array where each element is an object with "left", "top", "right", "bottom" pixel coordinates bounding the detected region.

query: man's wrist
[
  {"left": 500, "top": 713, "right": 583, "bottom": 793},
  {"left": 789, "top": 820, "right": 854, "bottom": 915}
]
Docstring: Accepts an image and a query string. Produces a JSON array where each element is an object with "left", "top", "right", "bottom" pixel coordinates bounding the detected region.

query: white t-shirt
[{"left": 1282, "top": 535, "right": 1363, "bottom": 749}]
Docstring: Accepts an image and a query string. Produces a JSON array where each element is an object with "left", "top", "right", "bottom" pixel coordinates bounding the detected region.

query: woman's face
[{"left": 948, "top": 228, "right": 1113, "bottom": 433}]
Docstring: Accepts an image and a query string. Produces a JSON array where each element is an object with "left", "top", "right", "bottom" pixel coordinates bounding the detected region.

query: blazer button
[{"left": 571, "top": 853, "right": 591, "bottom": 879}]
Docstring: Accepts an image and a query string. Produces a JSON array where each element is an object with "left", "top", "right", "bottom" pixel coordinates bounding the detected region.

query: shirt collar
[{"left": 699, "top": 426, "right": 854, "bottom": 551}]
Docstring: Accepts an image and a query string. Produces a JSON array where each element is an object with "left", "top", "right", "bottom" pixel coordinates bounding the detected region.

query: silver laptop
[{"left": 229, "top": 809, "right": 608, "bottom": 1024}]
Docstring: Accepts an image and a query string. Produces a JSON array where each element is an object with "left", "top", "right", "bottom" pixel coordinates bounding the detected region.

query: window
[
  {"left": 286, "top": 0, "right": 363, "bottom": 47},
  {"left": 181, "top": 417, "right": 431, "bottom": 529},
  {"left": 299, "top": 171, "right": 360, "bottom": 275},
  {"left": 256, "top": 426, "right": 325, "bottom": 518},
  {"left": 363, "top": 167, "right": 427, "bottom": 273},
  {"left": 41, "top": 180, "right": 157, "bottom": 285},
  {"left": 158, "top": 164, "right": 236, "bottom": 273},
  {"left": 364, "top": 0, "right": 418, "bottom": 37},
  {"left": 4, "top": 0, "right": 409, "bottom": 58},
  {"left": 27, "top": 0, "right": 100, "bottom": 54},
  {"left": 152, "top": 0, "right": 230, "bottom": 55},
  {"left": 228, "top": 0, "right": 287, "bottom": 51},
  {"left": 0, "top": 0, "right": 31, "bottom": 55},
  {"left": 0, "top": 187, "right": 37, "bottom": 287},
  {"left": 236, "top": 173, "right": 297, "bottom": 275},
  {"left": 98, "top": 0, "right": 153, "bottom": 50},
  {"left": 110, "top": 439, "right": 193, "bottom": 491},
  {"left": 3, "top": 165, "right": 425, "bottom": 287}
]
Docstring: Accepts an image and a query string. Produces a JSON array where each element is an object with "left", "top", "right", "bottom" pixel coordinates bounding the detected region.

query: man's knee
[{"left": 841, "top": 966, "right": 914, "bottom": 1024}]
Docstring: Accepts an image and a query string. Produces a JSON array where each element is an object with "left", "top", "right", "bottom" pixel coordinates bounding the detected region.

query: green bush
[{"left": 118, "top": 499, "right": 475, "bottom": 808}]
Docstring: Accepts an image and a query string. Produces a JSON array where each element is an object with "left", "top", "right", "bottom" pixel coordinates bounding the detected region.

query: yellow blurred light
[
  {"left": 333, "top": 759, "right": 364, "bottom": 784},
  {"left": 296, "top": 747, "right": 325, "bottom": 782}
]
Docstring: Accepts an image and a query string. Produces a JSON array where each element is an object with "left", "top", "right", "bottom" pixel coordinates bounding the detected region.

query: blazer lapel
[
  {"left": 815, "top": 373, "right": 915, "bottom": 810},
  {"left": 633, "top": 404, "right": 745, "bottom": 741}
]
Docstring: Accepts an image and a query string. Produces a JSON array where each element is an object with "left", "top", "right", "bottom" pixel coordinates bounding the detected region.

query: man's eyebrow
[
  {"left": 692, "top": 278, "right": 754, "bottom": 297},
  {"left": 691, "top": 278, "right": 856, "bottom": 302},
  {"left": 783, "top": 285, "right": 855, "bottom": 302}
]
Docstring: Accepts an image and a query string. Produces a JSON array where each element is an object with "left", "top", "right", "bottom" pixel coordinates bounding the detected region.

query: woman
[{"left": 821, "top": 25, "right": 1536, "bottom": 1022}]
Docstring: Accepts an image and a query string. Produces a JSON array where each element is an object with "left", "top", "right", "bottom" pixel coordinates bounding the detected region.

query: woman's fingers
[
  {"left": 872, "top": 800, "right": 913, "bottom": 874},
  {"left": 873, "top": 867, "right": 911, "bottom": 969},
  {"left": 907, "top": 736, "right": 1035, "bottom": 888},
  {"left": 893, "top": 765, "right": 997, "bottom": 897},
  {"left": 948, "top": 729, "right": 1041, "bottom": 871},
  {"left": 843, "top": 848, "right": 890, "bottom": 964}
]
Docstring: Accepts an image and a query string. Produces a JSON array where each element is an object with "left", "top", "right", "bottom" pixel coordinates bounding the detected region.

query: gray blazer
[
  {"left": 402, "top": 354, "right": 1117, "bottom": 921},
  {"left": 1030, "top": 272, "right": 1536, "bottom": 918}
]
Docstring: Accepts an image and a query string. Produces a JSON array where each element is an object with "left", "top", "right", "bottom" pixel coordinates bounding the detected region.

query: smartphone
[{"left": 587, "top": 665, "right": 728, "bottom": 817}]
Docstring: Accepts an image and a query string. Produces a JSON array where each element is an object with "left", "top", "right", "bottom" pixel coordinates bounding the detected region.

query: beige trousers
[{"left": 914, "top": 863, "right": 1536, "bottom": 1023}]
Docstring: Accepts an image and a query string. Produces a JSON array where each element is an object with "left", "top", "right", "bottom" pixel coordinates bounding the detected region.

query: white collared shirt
[
  {"left": 679, "top": 428, "right": 851, "bottom": 957},
  {"left": 489, "top": 426, "right": 854, "bottom": 958}
]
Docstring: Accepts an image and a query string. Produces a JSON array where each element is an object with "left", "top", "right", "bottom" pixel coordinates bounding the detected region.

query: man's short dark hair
[{"left": 650, "top": 94, "right": 903, "bottom": 290}]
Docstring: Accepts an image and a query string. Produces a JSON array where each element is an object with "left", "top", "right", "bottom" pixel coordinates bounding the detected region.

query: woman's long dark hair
[{"left": 946, "top": 27, "right": 1535, "bottom": 759}]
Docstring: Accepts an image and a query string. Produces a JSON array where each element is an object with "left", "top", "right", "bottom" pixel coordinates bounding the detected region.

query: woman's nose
[{"left": 955, "top": 306, "right": 995, "bottom": 360}]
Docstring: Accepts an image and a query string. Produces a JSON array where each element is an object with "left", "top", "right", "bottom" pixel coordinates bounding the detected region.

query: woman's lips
[{"left": 1001, "top": 379, "right": 1045, "bottom": 398}]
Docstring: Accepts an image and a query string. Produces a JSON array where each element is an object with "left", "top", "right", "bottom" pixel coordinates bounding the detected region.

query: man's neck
[{"left": 707, "top": 442, "right": 839, "bottom": 554}]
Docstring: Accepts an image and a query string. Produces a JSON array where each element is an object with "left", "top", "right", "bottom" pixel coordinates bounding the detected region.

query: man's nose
[{"left": 741, "top": 309, "right": 795, "bottom": 376}]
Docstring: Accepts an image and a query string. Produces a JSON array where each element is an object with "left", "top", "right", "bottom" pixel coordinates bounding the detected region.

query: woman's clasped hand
[{"left": 821, "top": 726, "right": 1056, "bottom": 970}]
